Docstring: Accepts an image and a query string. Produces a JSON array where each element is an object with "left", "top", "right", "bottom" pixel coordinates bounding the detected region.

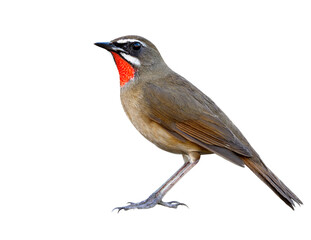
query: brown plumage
[{"left": 95, "top": 35, "right": 302, "bottom": 211}]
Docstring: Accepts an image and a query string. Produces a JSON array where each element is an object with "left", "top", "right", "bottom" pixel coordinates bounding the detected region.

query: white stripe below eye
[
  {"left": 120, "top": 52, "right": 141, "bottom": 66},
  {"left": 115, "top": 39, "right": 146, "bottom": 47}
]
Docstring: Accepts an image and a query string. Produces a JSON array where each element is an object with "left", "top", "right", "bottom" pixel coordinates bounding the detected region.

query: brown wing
[
  {"left": 175, "top": 119, "right": 251, "bottom": 156},
  {"left": 142, "top": 77, "right": 252, "bottom": 160}
]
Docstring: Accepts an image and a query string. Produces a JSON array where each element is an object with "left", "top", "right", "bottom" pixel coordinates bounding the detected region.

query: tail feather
[{"left": 242, "top": 156, "right": 302, "bottom": 210}]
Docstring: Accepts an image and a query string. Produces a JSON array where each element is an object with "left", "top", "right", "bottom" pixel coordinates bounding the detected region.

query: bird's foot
[{"left": 113, "top": 193, "right": 187, "bottom": 212}]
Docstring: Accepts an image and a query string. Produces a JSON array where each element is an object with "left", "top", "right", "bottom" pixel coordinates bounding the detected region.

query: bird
[{"left": 94, "top": 35, "right": 302, "bottom": 211}]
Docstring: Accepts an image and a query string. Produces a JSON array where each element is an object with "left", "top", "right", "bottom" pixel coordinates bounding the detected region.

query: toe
[{"left": 158, "top": 200, "right": 188, "bottom": 208}]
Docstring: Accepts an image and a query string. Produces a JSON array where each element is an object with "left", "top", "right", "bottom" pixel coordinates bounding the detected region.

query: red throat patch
[{"left": 111, "top": 52, "right": 135, "bottom": 87}]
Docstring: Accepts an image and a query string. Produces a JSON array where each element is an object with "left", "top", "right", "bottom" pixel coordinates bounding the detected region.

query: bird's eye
[{"left": 132, "top": 42, "right": 142, "bottom": 51}]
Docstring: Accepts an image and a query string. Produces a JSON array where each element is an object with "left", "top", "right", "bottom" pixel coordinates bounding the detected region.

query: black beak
[{"left": 94, "top": 42, "right": 125, "bottom": 53}]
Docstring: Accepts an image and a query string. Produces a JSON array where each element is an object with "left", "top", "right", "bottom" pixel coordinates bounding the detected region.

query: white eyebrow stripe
[
  {"left": 120, "top": 52, "right": 141, "bottom": 66},
  {"left": 115, "top": 39, "right": 146, "bottom": 47}
]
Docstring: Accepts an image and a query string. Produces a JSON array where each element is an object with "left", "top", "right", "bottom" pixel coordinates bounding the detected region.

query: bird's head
[{"left": 95, "top": 35, "right": 167, "bottom": 87}]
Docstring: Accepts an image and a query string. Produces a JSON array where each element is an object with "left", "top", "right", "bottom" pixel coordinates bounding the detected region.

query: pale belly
[{"left": 134, "top": 116, "right": 203, "bottom": 154}]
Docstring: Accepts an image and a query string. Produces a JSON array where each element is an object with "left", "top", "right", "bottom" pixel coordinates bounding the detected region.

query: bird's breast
[{"left": 120, "top": 84, "right": 205, "bottom": 155}]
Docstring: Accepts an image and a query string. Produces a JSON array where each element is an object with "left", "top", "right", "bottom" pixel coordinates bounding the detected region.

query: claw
[
  {"left": 158, "top": 200, "right": 188, "bottom": 209},
  {"left": 112, "top": 206, "right": 130, "bottom": 212},
  {"left": 168, "top": 201, "right": 188, "bottom": 208},
  {"left": 112, "top": 207, "right": 122, "bottom": 213}
]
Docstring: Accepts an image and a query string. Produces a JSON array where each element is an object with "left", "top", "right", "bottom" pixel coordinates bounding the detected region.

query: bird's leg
[{"left": 113, "top": 158, "right": 199, "bottom": 212}]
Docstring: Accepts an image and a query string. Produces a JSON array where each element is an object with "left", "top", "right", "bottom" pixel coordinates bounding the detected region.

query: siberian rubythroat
[{"left": 95, "top": 36, "right": 302, "bottom": 211}]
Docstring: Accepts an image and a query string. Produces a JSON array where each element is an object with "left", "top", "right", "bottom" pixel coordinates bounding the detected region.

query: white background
[{"left": 0, "top": 0, "right": 310, "bottom": 239}]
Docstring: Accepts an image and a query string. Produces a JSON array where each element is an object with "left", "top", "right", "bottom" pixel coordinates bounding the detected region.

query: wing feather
[{"left": 143, "top": 79, "right": 252, "bottom": 158}]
